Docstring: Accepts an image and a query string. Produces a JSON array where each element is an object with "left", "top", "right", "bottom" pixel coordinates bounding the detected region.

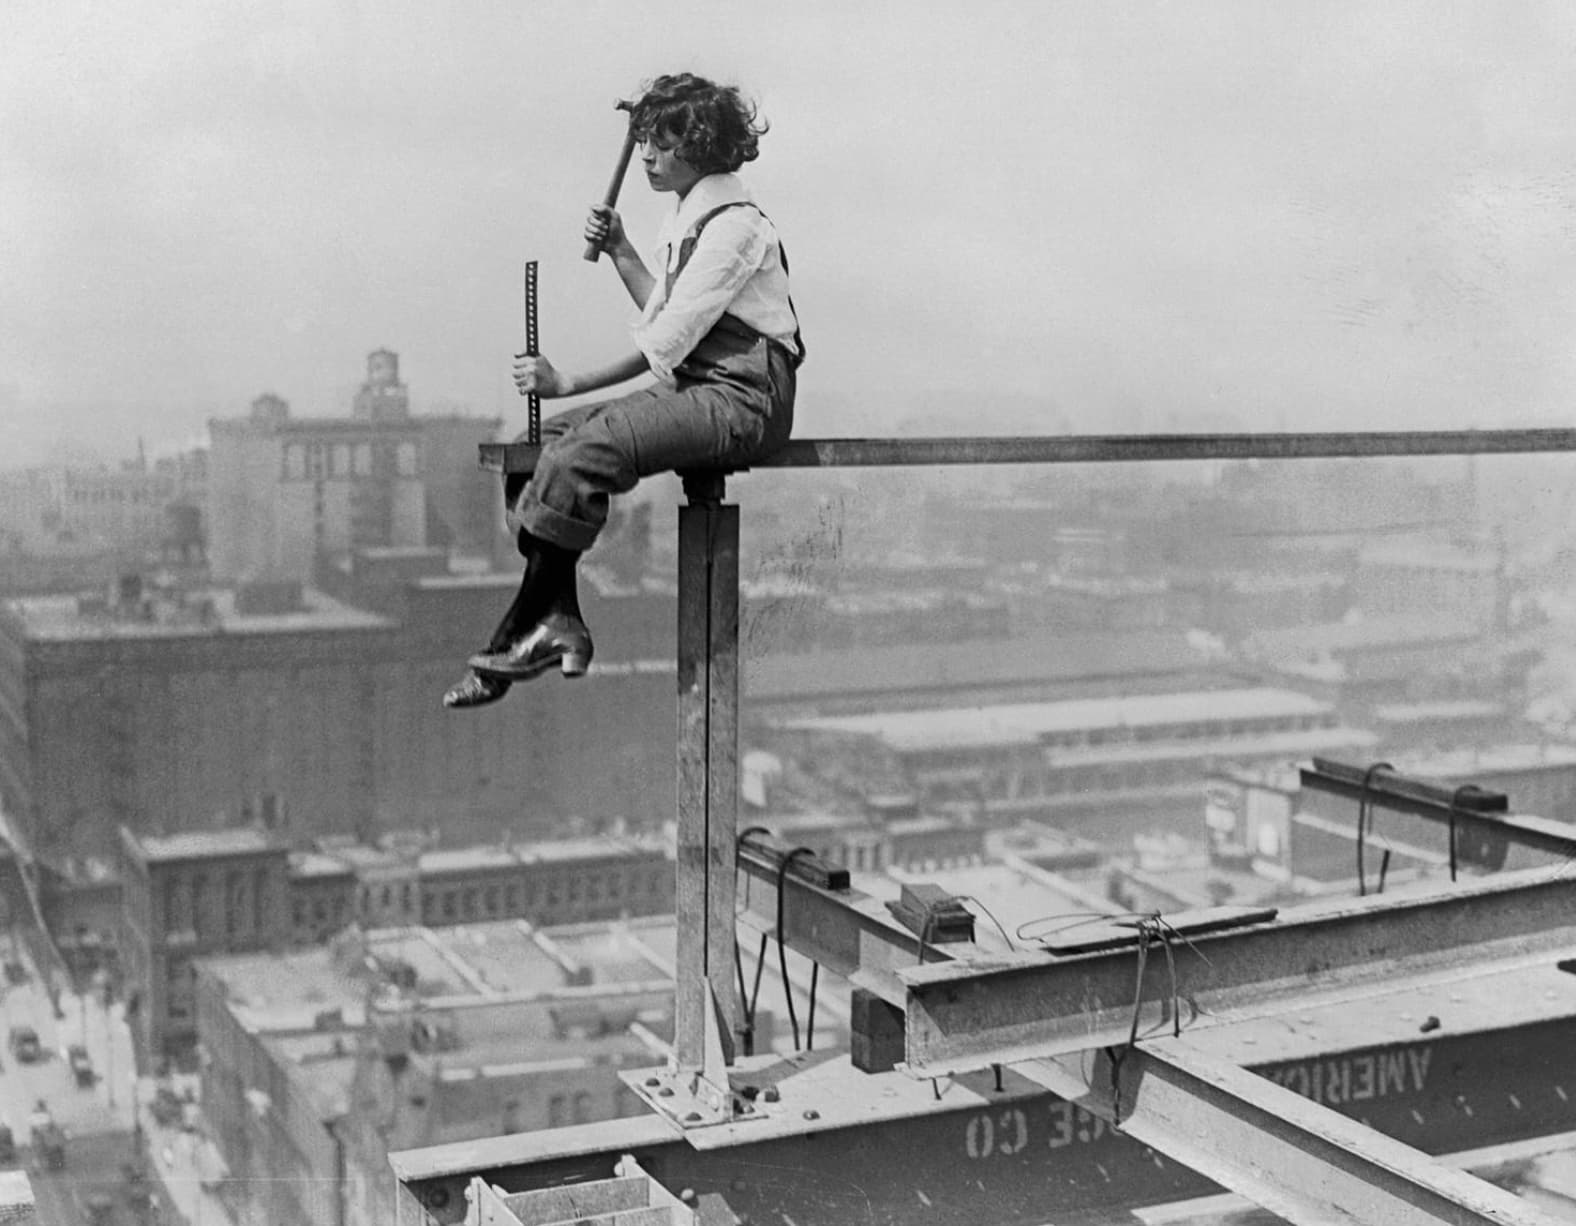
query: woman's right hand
[{"left": 584, "top": 205, "right": 627, "bottom": 256}]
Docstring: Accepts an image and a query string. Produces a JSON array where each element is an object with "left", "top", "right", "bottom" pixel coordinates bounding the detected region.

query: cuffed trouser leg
[{"left": 502, "top": 335, "right": 794, "bottom": 554}]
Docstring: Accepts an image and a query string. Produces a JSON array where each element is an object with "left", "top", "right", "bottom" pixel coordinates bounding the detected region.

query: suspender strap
[{"left": 666, "top": 201, "right": 806, "bottom": 368}]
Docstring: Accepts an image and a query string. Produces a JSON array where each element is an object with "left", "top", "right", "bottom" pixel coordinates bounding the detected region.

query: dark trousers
[{"left": 504, "top": 323, "right": 796, "bottom": 554}]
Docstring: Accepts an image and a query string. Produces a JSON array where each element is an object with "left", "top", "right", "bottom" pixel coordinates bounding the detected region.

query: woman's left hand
[{"left": 513, "top": 353, "right": 569, "bottom": 398}]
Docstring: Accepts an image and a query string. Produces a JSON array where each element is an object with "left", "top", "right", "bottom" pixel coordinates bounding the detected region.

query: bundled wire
[
  {"left": 776, "top": 846, "right": 818, "bottom": 1051},
  {"left": 1356, "top": 761, "right": 1394, "bottom": 897},
  {"left": 1449, "top": 784, "right": 1490, "bottom": 882},
  {"left": 1106, "top": 914, "right": 1187, "bottom": 1127}
]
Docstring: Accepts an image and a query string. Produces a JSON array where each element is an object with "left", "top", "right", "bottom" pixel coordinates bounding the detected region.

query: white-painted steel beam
[
  {"left": 901, "top": 866, "right": 1576, "bottom": 1074},
  {"left": 1026, "top": 1039, "right": 1569, "bottom": 1226}
]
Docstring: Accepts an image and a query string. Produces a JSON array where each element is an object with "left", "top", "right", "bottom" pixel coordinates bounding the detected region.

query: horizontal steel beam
[
  {"left": 481, "top": 427, "right": 1576, "bottom": 473},
  {"left": 1301, "top": 758, "right": 1576, "bottom": 861},
  {"left": 1025, "top": 1039, "right": 1568, "bottom": 1226},
  {"left": 734, "top": 837, "right": 957, "bottom": 1003},
  {"left": 900, "top": 865, "right": 1576, "bottom": 1075}
]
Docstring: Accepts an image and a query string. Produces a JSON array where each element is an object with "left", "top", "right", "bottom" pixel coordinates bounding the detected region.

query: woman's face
[{"left": 640, "top": 134, "right": 703, "bottom": 198}]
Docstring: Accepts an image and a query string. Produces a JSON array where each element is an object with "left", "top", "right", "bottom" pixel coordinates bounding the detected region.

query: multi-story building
[
  {"left": 285, "top": 834, "right": 674, "bottom": 944},
  {"left": 772, "top": 687, "right": 1377, "bottom": 844},
  {"left": 414, "top": 838, "right": 672, "bottom": 930},
  {"left": 0, "top": 559, "right": 682, "bottom": 867},
  {"left": 0, "top": 448, "right": 207, "bottom": 560},
  {"left": 1353, "top": 537, "right": 1505, "bottom": 633},
  {"left": 0, "top": 583, "right": 398, "bottom": 863},
  {"left": 117, "top": 820, "right": 677, "bottom": 1063},
  {"left": 119, "top": 827, "right": 292, "bottom": 1064},
  {"left": 206, "top": 351, "right": 499, "bottom": 582},
  {"left": 1239, "top": 614, "right": 1514, "bottom": 707},
  {"left": 192, "top": 918, "right": 679, "bottom": 1226}
]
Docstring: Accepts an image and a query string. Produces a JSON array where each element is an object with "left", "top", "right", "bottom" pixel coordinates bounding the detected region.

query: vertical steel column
[{"left": 674, "top": 472, "right": 741, "bottom": 1071}]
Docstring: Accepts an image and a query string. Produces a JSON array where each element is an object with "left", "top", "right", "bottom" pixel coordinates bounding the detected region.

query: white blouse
[{"left": 631, "top": 173, "right": 800, "bottom": 381}]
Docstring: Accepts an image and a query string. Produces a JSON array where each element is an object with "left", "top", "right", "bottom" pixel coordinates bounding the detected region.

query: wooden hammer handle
[{"left": 583, "top": 108, "right": 638, "bottom": 262}]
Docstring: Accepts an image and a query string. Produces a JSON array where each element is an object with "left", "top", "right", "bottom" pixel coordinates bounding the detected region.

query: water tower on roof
[{"left": 353, "top": 349, "right": 410, "bottom": 422}]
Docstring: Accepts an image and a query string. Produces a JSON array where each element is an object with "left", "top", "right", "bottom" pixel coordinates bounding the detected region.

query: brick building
[
  {"left": 120, "top": 824, "right": 674, "bottom": 1062},
  {"left": 119, "top": 827, "right": 292, "bottom": 1065}
]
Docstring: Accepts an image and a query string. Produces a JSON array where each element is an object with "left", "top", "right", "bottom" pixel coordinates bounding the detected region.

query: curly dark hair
[{"left": 626, "top": 73, "right": 767, "bottom": 176}]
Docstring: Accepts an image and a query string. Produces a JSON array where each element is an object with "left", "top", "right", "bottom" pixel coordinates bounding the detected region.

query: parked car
[
  {"left": 78, "top": 1190, "right": 114, "bottom": 1224},
  {"left": 68, "top": 1044, "right": 94, "bottom": 1087},
  {"left": 31, "top": 1121, "right": 66, "bottom": 1171},
  {"left": 7, "top": 1025, "right": 41, "bottom": 1064},
  {"left": 151, "top": 1086, "right": 182, "bottom": 1126}
]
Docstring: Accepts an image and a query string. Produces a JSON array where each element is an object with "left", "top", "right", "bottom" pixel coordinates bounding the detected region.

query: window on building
[
  {"left": 461, "top": 889, "right": 477, "bottom": 917},
  {"left": 505, "top": 885, "right": 520, "bottom": 912},
  {"left": 442, "top": 891, "right": 456, "bottom": 919},
  {"left": 353, "top": 444, "right": 372, "bottom": 476},
  {"left": 313, "top": 900, "right": 327, "bottom": 923},
  {"left": 484, "top": 886, "right": 499, "bottom": 914},
  {"left": 333, "top": 444, "right": 351, "bottom": 477},
  {"left": 396, "top": 442, "right": 418, "bottom": 476},
  {"left": 572, "top": 1093, "right": 593, "bottom": 1125},
  {"left": 548, "top": 1095, "right": 567, "bottom": 1128},
  {"left": 381, "top": 885, "right": 392, "bottom": 910}
]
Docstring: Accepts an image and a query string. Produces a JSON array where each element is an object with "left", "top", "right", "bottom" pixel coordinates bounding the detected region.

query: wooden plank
[{"left": 481, "top": 427, "right": 1576, "bottom": 474}]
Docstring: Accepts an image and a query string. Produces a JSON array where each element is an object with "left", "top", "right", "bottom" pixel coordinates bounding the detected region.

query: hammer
[{"left": 583, "top": 100, "right": 637, "bottom": 262}]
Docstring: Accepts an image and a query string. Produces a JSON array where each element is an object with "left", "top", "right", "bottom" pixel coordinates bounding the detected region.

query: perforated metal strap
[{"left": 524, "top": 260, "right": 541, "bottom": 444}]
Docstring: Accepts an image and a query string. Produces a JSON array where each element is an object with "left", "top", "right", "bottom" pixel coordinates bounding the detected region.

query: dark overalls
[{"left": 505, "top": 203, "right": 803, "bottom": 554}]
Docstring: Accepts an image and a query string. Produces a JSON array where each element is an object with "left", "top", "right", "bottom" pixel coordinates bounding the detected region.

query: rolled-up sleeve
[{"left": 631, "top": 211, "right": 770, "bottom": 381}]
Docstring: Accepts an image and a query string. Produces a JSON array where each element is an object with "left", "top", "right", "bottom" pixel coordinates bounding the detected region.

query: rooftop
[
  {"left": 418, "top": 845, "right": 520, "bottom": 874},
  {"left": 290, "top": 850, "right": 357, "bottom": 879},
  {"left": 744, "top": 628, "right": 1212, "bottom": 703},
  {"left": 781, "top": 687, "right": 1333, "bottom": 754},
  {"left": 1392, "top": 743, "right": 1576, "bottom": 778},
  {"left": 202, "top": 945, "right": 368, "bottom": 1033},
  {"left": 9, "top": 585, "right": 393, "bottom": 641},
  {"left": 1372, "top": 699, "right": 1506, "bottom": 722},
  {"left": 133, "top": 827, "right": 282, "bottom": 863},
  {"left": 1242, "top": 614, "right": 1481, "bottom": 657}
]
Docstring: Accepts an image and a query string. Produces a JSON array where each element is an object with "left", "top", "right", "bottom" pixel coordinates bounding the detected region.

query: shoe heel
[{"left": 561, "top": 652, "right": 590, "bottom": 678}]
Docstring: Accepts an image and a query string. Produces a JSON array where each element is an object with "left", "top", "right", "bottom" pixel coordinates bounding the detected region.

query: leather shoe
[
  {"left": 442, "top": 669, "right": 512, "bottom": 709},
  {"left": 468, "top": 610, "right": 593, "bottom": 681}
]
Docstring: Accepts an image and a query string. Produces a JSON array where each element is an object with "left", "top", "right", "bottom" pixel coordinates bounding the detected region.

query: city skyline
[{"left": 6, "top": 2, "right": 1576, "bottom": 471}]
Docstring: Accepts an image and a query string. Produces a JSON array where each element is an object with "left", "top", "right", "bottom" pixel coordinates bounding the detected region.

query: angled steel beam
[
  {"left": 900, "top": 866, "right": 1576, "bottom": 1075},
  {"left": 1302, "top": 758, "right": 1576, "bottom": 862},
  {"left": 1024, "top": 1039, "right": 1569, "bottom": 1226},
  {"left": 481, "top": 426, "right": 1576, "bottom": 474}
]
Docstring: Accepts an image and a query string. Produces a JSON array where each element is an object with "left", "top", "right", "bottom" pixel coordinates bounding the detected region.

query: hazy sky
[{"left": 4, "top": 1, "right": 1576, "bottom": 465}]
